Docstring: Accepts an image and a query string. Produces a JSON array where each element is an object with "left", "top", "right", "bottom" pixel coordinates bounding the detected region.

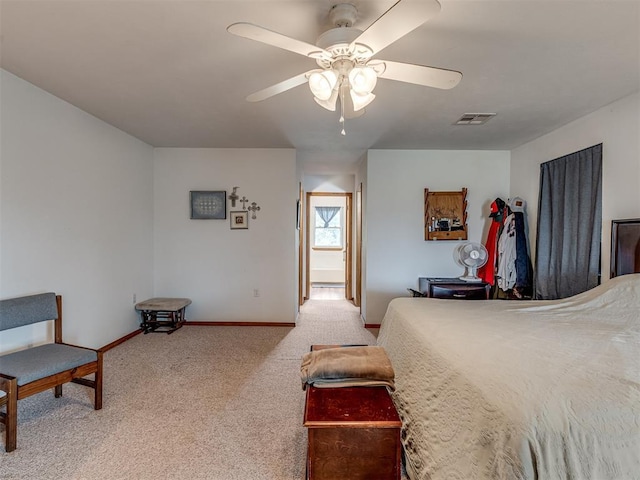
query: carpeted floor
[{"left": 0, "top": 299, "right": 401, "bottom": 479}]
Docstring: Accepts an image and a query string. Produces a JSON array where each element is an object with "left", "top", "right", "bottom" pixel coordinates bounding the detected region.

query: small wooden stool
[
  {"left": 135, "top": 297, "right": 191, "bottom": 334},
  {"left": 303, "top": 345, "right": 401, "bottom": 480}
]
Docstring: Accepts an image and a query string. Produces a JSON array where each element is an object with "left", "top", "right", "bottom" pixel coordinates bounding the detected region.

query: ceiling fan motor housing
[
  {"left": 329, "top": 3, "right": 358, "bottom": 27},
  {"left": 315, "top": 3, "right": 373, "bottom": 68},
  {"left": 315, "top": 27, "right": 371, "bottom": 66}
]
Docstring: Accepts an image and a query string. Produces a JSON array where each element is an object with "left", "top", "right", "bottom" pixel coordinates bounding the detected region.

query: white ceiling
[{"left": 1, "top": 0, "right": 639, "bottom": 172}]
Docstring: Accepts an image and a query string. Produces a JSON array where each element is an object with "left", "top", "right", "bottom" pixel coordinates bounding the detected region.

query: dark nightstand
[{"left": 418, "top": 277, "right": 490, "bottom": 300}]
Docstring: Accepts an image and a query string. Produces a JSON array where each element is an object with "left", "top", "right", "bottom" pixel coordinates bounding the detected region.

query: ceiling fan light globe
[
  {"left": 313, "top": 88, "right": 339, "bottom": 111},
  {"left": 350, "top": 90, "right": 375, "bottom": 112},
  {"left": 348, "top": 66, "right": 377, "bottom": 95},
  {"left": 308, "top": 70, "right": 337, "bottom": 101},
  {"left": 338, "top": 89, "right": 366, "bottom": 119}
]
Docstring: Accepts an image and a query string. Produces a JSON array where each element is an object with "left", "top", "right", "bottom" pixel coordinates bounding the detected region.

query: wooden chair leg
[
  {"left": 1, "top": 377, "right": 18, "bottom": 452},
  {"left": 95, "top": 351, "right": 103, "bottom": 410}
]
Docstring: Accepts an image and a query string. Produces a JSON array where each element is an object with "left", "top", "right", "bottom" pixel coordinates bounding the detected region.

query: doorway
[{"left": 305, "top": 192, "right": 353, "bottom": 302}]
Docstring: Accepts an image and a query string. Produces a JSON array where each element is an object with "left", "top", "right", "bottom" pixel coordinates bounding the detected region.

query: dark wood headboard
[{"left": 611, "top": 218, "right": 640, "bottom": 278}]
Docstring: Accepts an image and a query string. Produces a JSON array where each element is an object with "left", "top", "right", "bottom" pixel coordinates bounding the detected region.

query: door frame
[
  {"left": 304, "top": 192, "right": 353, "bottom": 302},
  {"left": 354, "top": 183, "right": 362, "bottom": 307},
  {"left": 298, "top": 182, "right": 304, "bottom": 307}
]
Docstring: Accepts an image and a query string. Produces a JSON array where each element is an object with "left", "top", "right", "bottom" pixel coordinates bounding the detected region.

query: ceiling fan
[{"left": 227, "top": 0, "right": 462, "bottom": 134}]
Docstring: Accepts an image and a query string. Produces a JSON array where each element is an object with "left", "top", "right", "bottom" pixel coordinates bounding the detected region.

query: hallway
[{"left": 308, "top": 284, "right": 346, "bottom": 300}]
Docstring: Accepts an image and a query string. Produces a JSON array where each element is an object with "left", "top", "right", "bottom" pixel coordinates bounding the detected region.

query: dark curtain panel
[{"left": 535, "top": 144, "right": 602, "bottom": 299}]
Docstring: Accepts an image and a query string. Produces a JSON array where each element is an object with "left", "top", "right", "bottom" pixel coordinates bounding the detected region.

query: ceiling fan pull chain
[{"left": 340, "top": 85, "right": 346, "bottom": 135}]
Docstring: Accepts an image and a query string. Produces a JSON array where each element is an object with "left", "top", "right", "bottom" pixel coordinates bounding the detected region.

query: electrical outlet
[
  {"left": 253, "top": 289, "right": 260, "bottom": 297},
  {"left": 133, "top": 293, "right": 137, "bottom": 304}
]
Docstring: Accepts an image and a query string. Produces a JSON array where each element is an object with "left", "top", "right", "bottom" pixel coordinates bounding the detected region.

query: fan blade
[
  {"left": 245, "top": 71, "right": 313, "bottom": 102},
  {"left": 227, "top": 22, "right": 329, "bottom": 59},
  {"left": 351, "top": 0, "right": 441, "bottom": 58},
  {"left": 375, "top": 60, "right": 462, "bottom": 90}
]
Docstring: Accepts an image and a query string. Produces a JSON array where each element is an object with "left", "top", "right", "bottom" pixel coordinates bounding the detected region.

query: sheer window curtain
[
  {"left": 316, "top": 207, "right": 341, "bottom": 227},
  {"left": 535, "top": 144, "right": 602, "bottom": 299}
]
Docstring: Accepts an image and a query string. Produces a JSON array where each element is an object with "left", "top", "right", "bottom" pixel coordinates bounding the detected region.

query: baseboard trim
[
  {"left": 184, "top": 321, "right": 295, "bottom": 327},
  {"left": 98, "top": 320, "right": 295, "bottom": 352},
  {"left": 364, "top": 323, "right": 381, "bottom": 329},
  {"left": 100, "top": 328, "right": 143, "bottom": 352}
]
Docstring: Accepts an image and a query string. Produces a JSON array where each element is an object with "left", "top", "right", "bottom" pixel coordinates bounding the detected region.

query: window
[{"left": 314, "top": 206, "right": 342, "bottom": 248}]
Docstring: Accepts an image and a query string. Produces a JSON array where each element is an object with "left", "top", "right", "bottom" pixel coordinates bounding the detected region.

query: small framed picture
[
  {"left": 230, "top": 211, "right": 248, "bottom": 229},
  {"left": 190, "top": 191, "right": 226, "bottom": 219}
]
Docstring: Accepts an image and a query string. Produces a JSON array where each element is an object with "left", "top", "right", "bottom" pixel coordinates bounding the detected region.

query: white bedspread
[{"left": 377, "top": 274, "right": 640, "bottom": 480}]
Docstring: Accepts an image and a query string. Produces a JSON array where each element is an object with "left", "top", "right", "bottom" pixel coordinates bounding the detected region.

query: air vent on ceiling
[{"left": 454, "top": 113, "right": 496, "bottom": 125}]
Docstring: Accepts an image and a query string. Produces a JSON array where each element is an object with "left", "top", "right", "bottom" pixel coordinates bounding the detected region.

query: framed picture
[
  {"left": 190, "top": 191, "right": 226, "bottom": 219},
  {"left": 230, "top": 211, "right": 249, "bottom": 229}
]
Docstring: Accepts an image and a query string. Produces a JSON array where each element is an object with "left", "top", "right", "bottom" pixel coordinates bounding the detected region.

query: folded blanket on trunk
[{"left": 300, "top": 346, "right": 395, "bottom": 390}]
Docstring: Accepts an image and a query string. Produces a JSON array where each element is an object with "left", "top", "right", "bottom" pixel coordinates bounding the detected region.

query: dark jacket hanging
[{"left": 513, "top": 211, "right": 533, "bottom": 296}]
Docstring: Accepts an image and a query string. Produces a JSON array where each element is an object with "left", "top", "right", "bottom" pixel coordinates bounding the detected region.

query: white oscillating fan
[{"left": 453, "top": 242, "right": 488, "bottom": 282}]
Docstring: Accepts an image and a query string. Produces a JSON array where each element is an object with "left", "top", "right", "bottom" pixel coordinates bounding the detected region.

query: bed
[
  {"left": 377, "top": 275, "right": 640, "bottom": 479},
  {"left": 377, "top": 220, "right": 640, "bottom": 480}
]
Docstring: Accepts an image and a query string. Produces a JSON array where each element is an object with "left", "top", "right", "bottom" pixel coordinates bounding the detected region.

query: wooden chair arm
[{"left": 0, "top": 373, "right": 17, "bottom": 390}]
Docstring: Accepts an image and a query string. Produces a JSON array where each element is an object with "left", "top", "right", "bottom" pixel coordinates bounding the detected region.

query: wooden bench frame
[{"left": 0, "top": 294, "right": 103, "bottom": 452}]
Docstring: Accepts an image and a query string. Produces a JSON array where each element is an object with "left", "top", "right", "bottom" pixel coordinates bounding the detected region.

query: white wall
[
  {"left": 305, "top": 174, "right": 355, "bottom": 193},
  {"left": 511, "top": 92, "right": 640, "bottom": 279},
  {"left": 153, "top": 148, "right": 297, "bottom": 323},
  {"left": 365, "top": 150, "right": 510, "bottom": 324},
  {"left": 0, "top": 70, "right": 154, "bottom": 351}
]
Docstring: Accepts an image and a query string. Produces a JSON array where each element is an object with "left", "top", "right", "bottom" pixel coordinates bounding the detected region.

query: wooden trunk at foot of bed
[{"left": 304, "top": 385, "right": 402, "bottom": 480}]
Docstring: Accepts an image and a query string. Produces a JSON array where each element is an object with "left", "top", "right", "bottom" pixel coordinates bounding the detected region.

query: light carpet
[{"left": 1, "top": 299, "right": 405, "bottom": 479}]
